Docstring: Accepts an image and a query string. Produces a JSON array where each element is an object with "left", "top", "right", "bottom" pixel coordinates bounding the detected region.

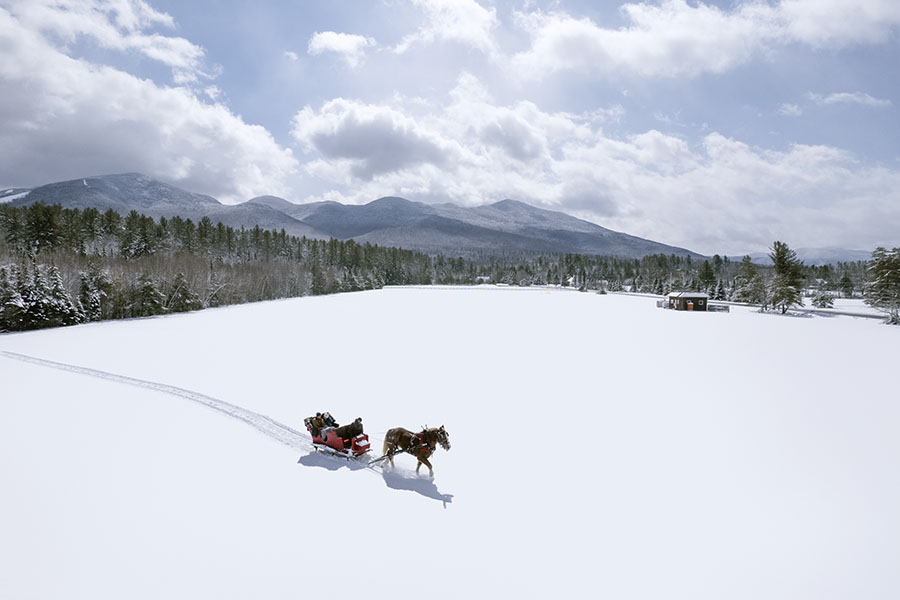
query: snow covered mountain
[
  {"left": 12, "top": 173, "right": 701, "bottom": 258},
  {"left": 12, "top": 173, "right": 326, "bottom": 239},
  {"left": 747, "top": 247, "right": 873, "bottom": 265}
]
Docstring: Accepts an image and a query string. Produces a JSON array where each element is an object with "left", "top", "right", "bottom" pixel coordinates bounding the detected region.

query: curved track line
[{"left": 0, "top": 350, "right": 314, "bottom": 452}]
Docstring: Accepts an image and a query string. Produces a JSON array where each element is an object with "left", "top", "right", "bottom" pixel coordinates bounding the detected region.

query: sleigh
[{"left": 304, "top": 418, "right": 371, "bottom": 458}]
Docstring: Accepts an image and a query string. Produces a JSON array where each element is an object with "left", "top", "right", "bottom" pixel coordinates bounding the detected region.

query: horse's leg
[
  {"left": 417, "top": 456, "right": 434, "bottom": 477},
  {"left": 383, "top": 438, "right": 394, "bottom": 469}
]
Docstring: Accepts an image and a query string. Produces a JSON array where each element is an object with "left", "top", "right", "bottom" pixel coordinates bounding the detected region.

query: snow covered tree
[
  {"left": 79, "top": 263, "right": 112, "bottom": 322},
  {"left": 23, "top": 262, "right": 49, "bottom": 327},
  {"left": 839, "top": 274, "right": 854, "bottom": 298},
  {"left": 167, "top": 272, "right": 202, "bottom": 313},
  {"left": 811, "top": 290, "right": 835, "bottom": 309},
  {"left": 864, "top": 247, "right": 900, "bottom": 324},
  {"left": 768, "top": 241, "right": 805, "bottom": 314},
  {"left": 5, "top": 264, "right": 31, "bottom": 330},
  {"left": 0, "top": 266, "right": 24, "bottom": 331},
  {"left": 44, "top": 265, "right": 83, "bottom": 327},
  {"left": 132, "top": 274, "right": 166, "bottom": 317},
  {"left": 713, "top": 280, "right": 726, "bottom": 301},
  {"left": 731, "top": 256, "right": 765, "bottom": 304}
]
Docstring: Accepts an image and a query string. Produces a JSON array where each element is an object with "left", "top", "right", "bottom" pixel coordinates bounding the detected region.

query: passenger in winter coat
[
  {"left": 334, "top": 417, "right": 363, "bottom": 439},
  {"left": 307, "top": 412, "right": 338, "bottom": 440}
]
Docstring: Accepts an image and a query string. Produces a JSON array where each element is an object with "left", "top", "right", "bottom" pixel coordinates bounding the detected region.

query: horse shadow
[
  {"left": 380, "top": 469, "right": 454, "bottom": 508},
  {"left": 297, "top": 452, "right": 454, "bottom": 507}
]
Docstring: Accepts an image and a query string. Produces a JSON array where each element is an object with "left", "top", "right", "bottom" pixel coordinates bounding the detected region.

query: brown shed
[{"left": 667, "top": 291, "right": 709, "bottom": 311}]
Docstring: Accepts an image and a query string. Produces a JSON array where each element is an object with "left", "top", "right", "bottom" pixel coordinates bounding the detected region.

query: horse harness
[{"left": 413, "top": 431, "right": 435, "bottom": 457}]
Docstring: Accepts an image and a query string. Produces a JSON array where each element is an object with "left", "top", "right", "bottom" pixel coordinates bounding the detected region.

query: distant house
[{"left": 667, "top": 291, "right": 709, "bottom": 311}]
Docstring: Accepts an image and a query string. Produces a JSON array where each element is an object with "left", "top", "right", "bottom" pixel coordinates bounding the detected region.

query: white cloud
[
  {"left": 807, "top": 91, "right": 892, "bottom": 107},
  {"left": 778, "top": 103, "right": 803, "bottom": 116},
  {"left": 291, "top": 98, "right": 459, "bottom": 180},
  {"left": 0, "top": 5, "right": 297, "bottom": 202},
  {"left": 780, "top": 0, "right": 900, "bottom": 47},
  {"left": 3, "top": 0, "right": 211, "bottom": 83},
  {"left": 307, "top": 31, "right": 376, "bottom": 68},
  {"left": 289, "top": 74, "right": 900, "bottom": 254},
  {"left": 395, "top": 0, "right": 498, "bottom": 55},
  {"left": 511, "top": 0, "right": 900, "bottom": 80},
  {"left": 284, "top": 50, "right": 299, "bottom": 62}
]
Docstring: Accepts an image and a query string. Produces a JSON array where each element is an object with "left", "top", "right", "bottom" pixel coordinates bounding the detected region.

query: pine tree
[
  {"left": 79, "top": 263, "right": 111, "bottom": 322},
  {"left": 25, "top": 261, "right": 49, "bottom": 328},
  {"left": 713, "top": 279, "right": 726, "bottom": 301},
  {"left": 44, "top": 265, "right": 83, "bottom": 327},
  {"left": 768, "top": 241, "right": 805, "bottom": 314},
  {"left": 311, "top": 263, "right": 327, "bottom": 295},
  {"left": 811, "top": 290, "right": 834, "bottom": 308},
  {"left": 132, "top": 274, "right": 166, "bottom": 317},
  {"left": 167, "top": 272, "right": 202, "bottom": 313},
  {"left": 653, "top": 278, "right": 664, "bottom": 296},
  {"left": 206, "top": 267, "right": 225, "bottom": 307},
  {"left": 732, "top": 256, "right": 765, "bottom": 304},
  {"left": 839, "top": 274, "right": 854, "bottom": 298},
  {"left": 698, "top": 260, "right": 716, "bottom": 293},
  {"left": 0, "top": 266, "right": 23, "bottom": 331},
  {"left": 864, "top": 247, "right": 900, "bottom": 324},
  {"left": 5, "top": 264, "right": 31, "bottom": 330}
]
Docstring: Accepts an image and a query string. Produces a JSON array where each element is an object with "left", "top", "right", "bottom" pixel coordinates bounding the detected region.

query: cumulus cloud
[
  {"left": 0, "top": 4, "right": 297, "bottom": 202},
  {"left": 780, "top": 0, "right": 900, "bottom": 47},
  {"left": 289, "top": 74, "right": 900, "bottom": 254},
  {"left": 284, "top": 50, "right": 299, "bottom": 61},
  {"left": 511, "top": 0, "right": 900, "bottom": 80},
  {"left": 395, "top": 0, "right": 498, "bottom": 55},
  {"left": 807, "top": 91, "right": 893, "bottom": 107},
  {"left": 4, "top": 0, "right": 211, "bottom": 83},
  {"left": 307, "top": 31, "right": 376, "bottom": 68},
  {"left": 291, "top": 99, "right": 459, "bottom": 180}
]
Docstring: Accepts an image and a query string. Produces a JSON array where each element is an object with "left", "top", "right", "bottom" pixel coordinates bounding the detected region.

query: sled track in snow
[{"left": 0, "top": 350, "right": 315, "bottom": 453}]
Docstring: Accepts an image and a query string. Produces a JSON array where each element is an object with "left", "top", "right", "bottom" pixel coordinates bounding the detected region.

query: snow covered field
[{"left": 2, "top": 286, "right": 899, "bottom": 599}]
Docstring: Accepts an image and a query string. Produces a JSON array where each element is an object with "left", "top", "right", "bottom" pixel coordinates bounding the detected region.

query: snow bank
[{"left": 1, "top": 287, "right": 898, "bottom": 599}]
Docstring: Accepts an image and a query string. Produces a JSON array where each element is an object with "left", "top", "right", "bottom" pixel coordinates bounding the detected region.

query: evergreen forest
[{"left": 0, "top": 203, "right": 886, "bottom": 332}]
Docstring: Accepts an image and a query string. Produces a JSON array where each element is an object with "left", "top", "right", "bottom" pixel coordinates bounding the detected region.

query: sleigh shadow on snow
[{"left": 296, "top": 451, "right": 370, "bottom": 472}]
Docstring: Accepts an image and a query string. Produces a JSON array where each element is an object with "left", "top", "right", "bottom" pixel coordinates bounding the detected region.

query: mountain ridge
[{"left": 11, "top": 172, "right": 702, "bottom": 259}]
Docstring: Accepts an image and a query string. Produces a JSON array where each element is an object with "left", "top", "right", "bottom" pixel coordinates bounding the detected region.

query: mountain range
[
  {"left": 3, "top": 173, "right": 705, "bottom": 259},
  {"left": 746, "top": 248, "right": 873, "bottom": 266}
]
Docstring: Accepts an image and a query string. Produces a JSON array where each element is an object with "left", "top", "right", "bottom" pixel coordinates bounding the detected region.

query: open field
[{"left": 2, "top": 286, "right": 898, "bottom": 599}]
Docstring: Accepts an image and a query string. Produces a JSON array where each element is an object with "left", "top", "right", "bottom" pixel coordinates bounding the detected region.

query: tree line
[
  {"left": 0, "top": 203, "right": 433, "bottom": 331},
  {"left": 1, "top": 202, "right": 898, "bottom": 330}
]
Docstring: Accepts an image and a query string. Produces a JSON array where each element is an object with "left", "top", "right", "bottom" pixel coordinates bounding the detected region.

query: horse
[{"left": 382, "top": 425, "right": 450, "bottom": 476}]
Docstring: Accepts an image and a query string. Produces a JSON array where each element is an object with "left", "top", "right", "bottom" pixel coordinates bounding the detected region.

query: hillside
[
  {"left": 13, "top": 173, "right": 701, "bottom": 258},
  {"left": 15, "top": 174, "right": 327, "bottom": 240}
]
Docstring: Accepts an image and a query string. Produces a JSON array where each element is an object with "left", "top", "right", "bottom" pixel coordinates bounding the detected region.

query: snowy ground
[
  {"left": 821, "top": 297, "right": 882, "bottom": 316},
  {"left": 1, "top": 286, "right": 899, "bottom": 599}
]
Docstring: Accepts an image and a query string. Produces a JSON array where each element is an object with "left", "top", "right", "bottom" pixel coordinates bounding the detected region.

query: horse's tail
[{"left": 383, "top": 428, "right": 397, "bottom": 457}]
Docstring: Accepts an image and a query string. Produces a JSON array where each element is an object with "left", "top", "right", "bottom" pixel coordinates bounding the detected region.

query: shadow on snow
[
  {"left": 297, "top": 451, "right": 370, "bottom": 472},
  {"left": 381, "top": 468, "right": 454, "bottom": 508},
  {"left": 297, "top": 452, "right": 454, "bottom": 508}
]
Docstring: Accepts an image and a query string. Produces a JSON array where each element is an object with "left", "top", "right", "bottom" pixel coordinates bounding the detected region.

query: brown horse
[{"left": 382, "top": 426, "right": 450, "bottom": 476}]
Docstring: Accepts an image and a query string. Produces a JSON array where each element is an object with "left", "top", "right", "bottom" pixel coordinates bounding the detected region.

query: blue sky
[{"left": 1, "top": 0, "right": 898, "bottom": 255}]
